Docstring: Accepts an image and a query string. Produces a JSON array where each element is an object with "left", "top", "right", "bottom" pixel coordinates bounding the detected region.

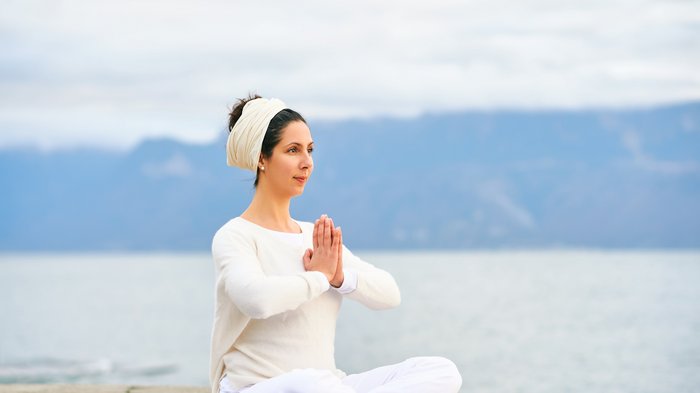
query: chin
[{"left": 290, "top": 186, "right": 306, "bottom": 197}]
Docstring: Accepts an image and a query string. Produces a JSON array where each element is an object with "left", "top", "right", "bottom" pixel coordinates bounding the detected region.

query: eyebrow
[{"left": 284, "top": 141, "right": 314, "bottom": 147}]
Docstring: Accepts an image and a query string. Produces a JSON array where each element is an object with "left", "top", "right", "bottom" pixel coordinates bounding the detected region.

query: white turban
[{"left": 226, "top": 97, "right": 288, "bottom": 171}]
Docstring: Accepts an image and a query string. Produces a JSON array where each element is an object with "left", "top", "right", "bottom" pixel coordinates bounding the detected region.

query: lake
[{"left": 1, "top": 250, "right": 698, "bottom": 392}]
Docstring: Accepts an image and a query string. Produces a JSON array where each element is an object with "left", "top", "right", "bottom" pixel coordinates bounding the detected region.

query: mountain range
[{"left": 2, "top": 102, "right": 699, "bottom": 251}]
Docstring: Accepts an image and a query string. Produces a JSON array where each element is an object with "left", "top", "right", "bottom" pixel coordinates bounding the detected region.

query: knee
[
  {"left": 438, "top": 357, "right": 463, "bottom": 390},
  {"left": 410, "top": 356, "right": 463, "bottom": 391}
]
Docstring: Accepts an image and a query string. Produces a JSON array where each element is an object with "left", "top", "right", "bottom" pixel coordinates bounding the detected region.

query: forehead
[{"left": 278, "top": 121, "right": 313, "bottom": 144}]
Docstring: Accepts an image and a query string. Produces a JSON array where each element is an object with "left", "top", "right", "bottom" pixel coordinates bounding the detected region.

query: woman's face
[{"left": 259, "top": 120, "right": 314, "bottom": 198}]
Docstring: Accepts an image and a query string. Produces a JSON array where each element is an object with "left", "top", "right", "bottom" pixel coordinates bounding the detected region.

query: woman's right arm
[{"left": 212, "top": 228, "right": 330, "bottom": 319}]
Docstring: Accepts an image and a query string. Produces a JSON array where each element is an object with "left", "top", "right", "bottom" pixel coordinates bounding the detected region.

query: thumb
[{"left": 303, "top": 248, "right": 313, "bottom": 267}]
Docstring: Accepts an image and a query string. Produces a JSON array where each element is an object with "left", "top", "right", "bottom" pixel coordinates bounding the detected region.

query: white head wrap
[{"left": 226, "top": 97, "right": 288, "bottom": 171}]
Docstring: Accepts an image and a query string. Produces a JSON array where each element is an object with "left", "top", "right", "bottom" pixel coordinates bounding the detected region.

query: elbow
[
  {"left": 238, "top": 302, "right": 275, "bottom": 319},
  {"left": 392, "top": 288, "right": 402, "bottom": 308},
  {"left": 385, "top": 286, "right": 401, "bottom": 308},
  {"left": 228, "top": 289, "right": 279, "bottom": 319},
  {"left": 365, "top": 275, "right": 402, "bottom": 310},
  {"left": 369, "top": 285, "right": 401, "bottom": 310},
  {"left": 381, "top": 276, "right": 401, "bottom": 308}
]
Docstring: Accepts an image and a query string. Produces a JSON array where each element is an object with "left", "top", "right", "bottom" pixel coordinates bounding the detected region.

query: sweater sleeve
[
  {"left": 212, "top": 227, "right": 330, "bottom": 320},
  {"left": 341, "top": 245, "right": 401, "bottom": 309}
]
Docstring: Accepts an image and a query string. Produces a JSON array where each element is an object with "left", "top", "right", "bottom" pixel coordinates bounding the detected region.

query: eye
[
  {"left": 307, "top": 147, "right": 314, "bottom": 154},
  {"left": 287, "top": 147, "right": 298, "bottom": 153}
]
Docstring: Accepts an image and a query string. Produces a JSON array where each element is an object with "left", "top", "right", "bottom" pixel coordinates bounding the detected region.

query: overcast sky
[{"left": 1, "top": 0, "right": 699, "bottom": 150}]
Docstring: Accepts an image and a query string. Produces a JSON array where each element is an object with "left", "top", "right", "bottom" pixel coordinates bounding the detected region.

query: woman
[{"left": 210, "top": 94, "right": 462, "bottom": 393}]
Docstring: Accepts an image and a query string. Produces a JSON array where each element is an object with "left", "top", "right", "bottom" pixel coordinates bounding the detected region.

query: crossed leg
[
  {"left": 223, "top": 356, "right": 462, "bottom": 393},
  {"left": 343, "top": 356, "right": 462, "bottom": 393}
]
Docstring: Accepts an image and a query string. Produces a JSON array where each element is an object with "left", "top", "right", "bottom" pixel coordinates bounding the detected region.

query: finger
[
  {"left": 337, "top": 227, "right": 343, "bottom": 262},
  {"left": 323, "top": 216, "right": 331, "bottom": 247},
  {"left": 328, "top": 218, "right": 336, "bottom": 243},
  {"left": 313, "top": 219, "right": 320, "bottom": 249},
  {"left": 331, "top": 227, "right": 340, "bottom": 252},
  {"left": 303, "top": 248, "right": 312, "bottom": 268},
  {"left": 316, "top": 216, "right": 325, "bottom": 250}
]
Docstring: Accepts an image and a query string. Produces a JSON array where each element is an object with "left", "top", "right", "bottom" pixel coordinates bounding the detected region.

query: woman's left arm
[{"left": 340, "top": 245, "right": 401, "bottom": 310}]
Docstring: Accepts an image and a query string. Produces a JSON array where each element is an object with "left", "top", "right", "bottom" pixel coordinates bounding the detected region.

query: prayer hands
[{"left": 303, "top": 214, "right": 344, "bottom": 288}]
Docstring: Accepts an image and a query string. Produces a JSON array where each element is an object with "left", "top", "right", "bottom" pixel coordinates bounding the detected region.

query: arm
[
  {"left": 341, "top": 245, "right": 401, "bottom": 310},
  {"left": 213, "top": 228, "right": 330, "bottom": 319}
]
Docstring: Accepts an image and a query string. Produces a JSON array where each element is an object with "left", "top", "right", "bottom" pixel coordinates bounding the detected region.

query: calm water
[{"left": 1, "top": 251, "right": 699, "bottom": 392}]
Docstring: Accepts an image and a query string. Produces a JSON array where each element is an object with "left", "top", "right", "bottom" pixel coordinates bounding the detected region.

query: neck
[{"left": 241, "top": 184, "right": 298, "bottom": 233}]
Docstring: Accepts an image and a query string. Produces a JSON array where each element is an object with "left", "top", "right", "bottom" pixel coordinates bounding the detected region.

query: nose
[{"left": 300, "top": 150, "right": 313, "bottom": 170}]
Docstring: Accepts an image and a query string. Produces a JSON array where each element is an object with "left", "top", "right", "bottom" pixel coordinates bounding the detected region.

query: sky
[{"left": 1, "top": 0, "right": 699, "bottom": 150}]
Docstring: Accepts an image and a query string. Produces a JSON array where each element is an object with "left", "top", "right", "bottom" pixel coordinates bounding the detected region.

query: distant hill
[{"left": 1, "top": 102, "right": 699, "bottom": 251}]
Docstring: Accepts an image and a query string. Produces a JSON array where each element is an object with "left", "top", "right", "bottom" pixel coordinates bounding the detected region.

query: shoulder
[
  {"left": 212, "top": 217, "right": 260, "bottom": 248},
  {"left": 214, "top": 216, "right": 246, "bottom": 235}
]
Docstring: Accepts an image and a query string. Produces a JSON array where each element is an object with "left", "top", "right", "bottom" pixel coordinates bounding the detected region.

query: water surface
[{"left": 1, "top": 250, "right": 698, "bottom": 392}]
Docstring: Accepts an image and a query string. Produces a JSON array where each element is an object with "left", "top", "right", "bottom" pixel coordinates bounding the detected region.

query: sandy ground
[{"left": 0, "top": 385, "right": 208, "bottom": 393}]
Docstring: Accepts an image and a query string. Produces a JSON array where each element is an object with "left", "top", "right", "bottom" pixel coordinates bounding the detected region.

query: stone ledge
[{"left": 0, "top": 385, "right": 208, "bottom": 393}]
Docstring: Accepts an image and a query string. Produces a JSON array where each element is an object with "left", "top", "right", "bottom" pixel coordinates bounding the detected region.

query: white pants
[{"left": 219, "top": 356, "right": 462, "bottom": 393}]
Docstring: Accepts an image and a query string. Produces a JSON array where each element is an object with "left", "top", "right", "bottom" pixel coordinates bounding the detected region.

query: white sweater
[{"left": 209, "top": 217, "right": 401, "bottom": 393}]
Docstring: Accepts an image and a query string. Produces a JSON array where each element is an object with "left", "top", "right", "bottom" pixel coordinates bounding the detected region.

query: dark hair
[{"left": 228, "top": 93, "right": 307, "bottom": 187}]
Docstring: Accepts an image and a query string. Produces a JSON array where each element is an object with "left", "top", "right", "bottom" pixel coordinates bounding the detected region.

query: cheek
[{"left": 279, "top": 156, "right": 298, "bottom": 174}]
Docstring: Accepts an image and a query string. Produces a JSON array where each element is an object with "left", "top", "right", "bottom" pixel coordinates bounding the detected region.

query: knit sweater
[{"left": 209, "top": 217, "right": 401, "bottom": 393}]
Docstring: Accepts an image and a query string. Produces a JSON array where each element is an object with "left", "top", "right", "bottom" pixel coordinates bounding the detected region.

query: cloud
[{"left": 0, "top": 0, "right": 698, "bottom": 149}]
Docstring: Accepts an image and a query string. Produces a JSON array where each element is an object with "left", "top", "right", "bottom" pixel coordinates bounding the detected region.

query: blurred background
[{"left": 1, "top": 1, "right": 699, "bottom": 392}]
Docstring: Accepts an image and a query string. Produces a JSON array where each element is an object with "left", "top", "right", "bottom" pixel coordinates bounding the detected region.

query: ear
[{"left": 258, "top": 155, "right": 267, "bottom": 171}]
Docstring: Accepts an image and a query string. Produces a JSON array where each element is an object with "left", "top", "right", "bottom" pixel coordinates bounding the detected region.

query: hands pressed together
[{"left": 303, "top": 214, "right": 344, "bottom": 288}]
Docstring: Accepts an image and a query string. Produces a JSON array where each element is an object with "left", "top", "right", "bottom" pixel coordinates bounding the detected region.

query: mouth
[{"left": 293, "top": 176, "right": 307, "bottom": 185}]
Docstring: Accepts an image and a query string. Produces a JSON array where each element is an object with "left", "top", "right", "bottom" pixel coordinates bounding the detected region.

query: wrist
[{"left": 330, "top": 272, "right": 345, "bottom": 288}]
